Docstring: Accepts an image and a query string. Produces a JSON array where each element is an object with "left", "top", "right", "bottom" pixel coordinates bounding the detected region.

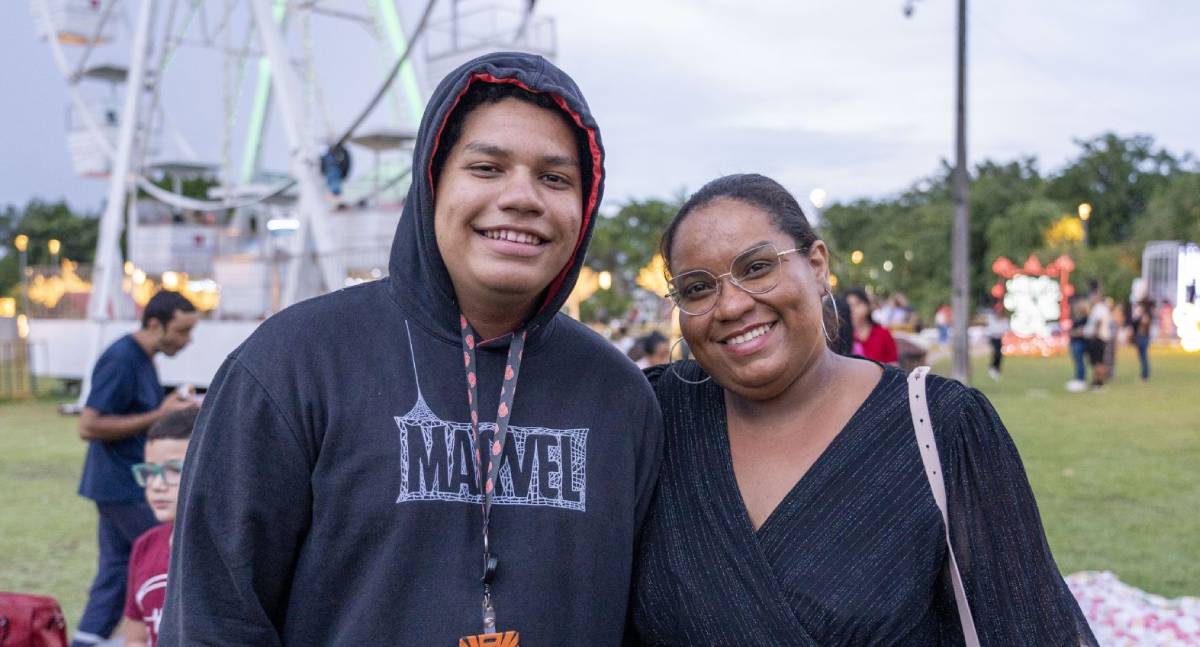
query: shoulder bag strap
[{"left": 908, "top": 366, "right": 982, "bottom": 647}]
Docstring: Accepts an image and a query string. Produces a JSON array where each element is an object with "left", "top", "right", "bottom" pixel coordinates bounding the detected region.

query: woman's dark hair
[
  {"left": 659, "top": 174, "right": 819, "bottom": 269},
  {"left": 660, "top": 173, "right": 836, "bottom": 347},
  {"left": 830, "top": 294, "right": 854, "bottom": 356},
  {"left": 641, "top": 331, "right": 668, "bottom": 355},
  {"left": 430, "top": 82, "right": 592, "bottom": 196},
  {"left": 147, "top": 407, "right": 199, "bottom": 442},
  {"left": 842, "top": 287, "right": 870, "bottom": 308},
  {"left": 142, "top": 290, "right": 196, "bottom": 330}
]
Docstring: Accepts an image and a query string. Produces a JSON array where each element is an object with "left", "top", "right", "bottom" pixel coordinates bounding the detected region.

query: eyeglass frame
[
  {"left": 665, "top": 242, "right": 808, "bottom": 316},
  {"left": 130, "top": 459, "right": 185, "bottom": 487}
]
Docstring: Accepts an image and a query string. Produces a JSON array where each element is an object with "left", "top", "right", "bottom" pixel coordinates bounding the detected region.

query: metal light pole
[
  {"left": 950, "top": 0, "right": 971, "bottom": 385},
  {"left": 905, "top": 0, "right": 971, "bottom": 384}
]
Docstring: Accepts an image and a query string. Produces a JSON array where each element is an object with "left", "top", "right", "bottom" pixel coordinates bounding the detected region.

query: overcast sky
[{"left": 2, "top": 0, "right": 1198, "bottom": 216}]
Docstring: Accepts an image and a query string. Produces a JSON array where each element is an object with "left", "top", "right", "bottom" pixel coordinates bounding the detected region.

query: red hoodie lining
[{"left": 425, "top": 72, "right": 602, "bottom": 322}]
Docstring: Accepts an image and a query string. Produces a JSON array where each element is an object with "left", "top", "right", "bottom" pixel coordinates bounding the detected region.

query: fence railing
[{"left": 0, "top": 340, "right": 38, "bottom": 400}]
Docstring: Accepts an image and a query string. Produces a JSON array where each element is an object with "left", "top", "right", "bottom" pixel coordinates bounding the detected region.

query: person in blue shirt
[{"left": 71, "top": 290, "right": 199, "bottom": 647}]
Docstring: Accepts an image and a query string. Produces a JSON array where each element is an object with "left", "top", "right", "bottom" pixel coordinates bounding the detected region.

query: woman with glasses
[{"left": 631, "top": 174, "right": 1095, "bottom": 645}]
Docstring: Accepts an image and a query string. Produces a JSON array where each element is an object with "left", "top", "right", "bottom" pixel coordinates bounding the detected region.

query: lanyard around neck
[{"left": 459, "top": 315, "right": 527, "bottom": 633}]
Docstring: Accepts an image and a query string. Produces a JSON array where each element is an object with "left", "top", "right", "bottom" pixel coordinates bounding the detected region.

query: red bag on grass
[{"left": 0, "top": 593, "right": 67, "bottom": 647}]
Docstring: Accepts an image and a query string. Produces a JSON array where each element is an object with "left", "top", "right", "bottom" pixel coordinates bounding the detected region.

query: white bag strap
[{"left": 908, "top": 366, "right": 982, "bottom": 647}]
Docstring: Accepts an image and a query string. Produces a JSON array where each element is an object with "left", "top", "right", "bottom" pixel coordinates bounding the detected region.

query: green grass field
[{"left": 1, "top": 346, "right": 1197, "bottom": 628}]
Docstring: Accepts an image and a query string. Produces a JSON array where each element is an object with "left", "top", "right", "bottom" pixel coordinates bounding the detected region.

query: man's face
[
  {"left": 433, "top": 98, "right": 584, "bottom": 310},
  {"left": 149, "top": 310, "right": 199, "bottom": 356},
  {"left": 142, "top": 437, "right": 189, "bottom": 523}
]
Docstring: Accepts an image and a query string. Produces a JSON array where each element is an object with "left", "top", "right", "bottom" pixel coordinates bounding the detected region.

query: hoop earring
[
  {"left": 668, "top": 337, "right": 711, "bottom": 385},
  {"left": 821, "top": 286, "right": 839, "bottom": 344}
]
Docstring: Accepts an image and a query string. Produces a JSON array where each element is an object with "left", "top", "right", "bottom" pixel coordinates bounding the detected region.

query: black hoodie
[{"left": 161, "top": 52, "right": 662, "bottom": 646}]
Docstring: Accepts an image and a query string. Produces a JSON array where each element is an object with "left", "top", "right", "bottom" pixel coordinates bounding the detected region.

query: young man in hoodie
[{"left": 160, "top": 52, "right": 662, "bottom": 645}]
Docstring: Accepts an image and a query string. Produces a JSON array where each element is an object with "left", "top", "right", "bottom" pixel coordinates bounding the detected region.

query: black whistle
[{"left": 482, "top": 553, "right": 499, "bottom": 584}]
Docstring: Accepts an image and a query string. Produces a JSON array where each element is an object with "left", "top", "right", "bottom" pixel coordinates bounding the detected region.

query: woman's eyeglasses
[
  {"left": 131, "top": 460, "right": 184, "bottom": 487},
  {"left": 666, "top": 242, "right": 803, "bottom": 316}
]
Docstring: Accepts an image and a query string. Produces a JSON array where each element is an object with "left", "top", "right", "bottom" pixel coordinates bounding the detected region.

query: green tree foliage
[
  {"left": 580, "top": 197, "right": 680, "bottom": 322},
  {"left": 1134, "top": 172, "right": 1200, "bottom": 244},
  {"left": 1, "top": 200, "right": 100, "bottom": 296},
  {"left": 1047, "top": 133, "right": 1182, "bottom": 246},
  {"left": 987, "top": 198, "right": 1064, "bottom": 263},
  {"left": 1057, "top": 243, "right": 1143, "bottom": 304},
  {"left": 821, "top": 133, "right": 1196, "bottom": 320}
]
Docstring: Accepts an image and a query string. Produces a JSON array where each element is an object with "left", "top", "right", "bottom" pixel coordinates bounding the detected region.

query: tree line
[
  {"left": 3, "top": 132, "right": 1197, "bottom": 322},
  {"left": 821, "top": 132, "right": 1199, "bottom": 319}
]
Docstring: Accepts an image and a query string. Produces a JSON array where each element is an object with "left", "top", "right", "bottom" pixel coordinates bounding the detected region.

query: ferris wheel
[{"left": 27, "top": 0, "right": 557, "bottom": 392}]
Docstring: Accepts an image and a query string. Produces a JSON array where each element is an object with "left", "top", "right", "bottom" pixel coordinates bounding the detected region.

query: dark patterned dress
[{"left": 633, "top": 363, "right": 1096, "bottom": 646}]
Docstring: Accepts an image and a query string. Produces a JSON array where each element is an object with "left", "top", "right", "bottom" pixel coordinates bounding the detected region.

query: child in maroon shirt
[{"left": 123, "top": 408, "right": 196, "bottom": 647}]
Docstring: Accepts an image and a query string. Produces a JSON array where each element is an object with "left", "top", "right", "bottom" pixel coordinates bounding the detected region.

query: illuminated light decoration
[
  {"left": 1173, "top": 243, "right": 1199, "bottom": 352},
  {"left": 1174, "top": 303, "right": 1200, "bottom": 353},
  {"left": 829, "top": 274, "right": 839, "bottom": 288},
  {"left": 161, "top": 271, "right": 181, "bottom": 290},
  {"left": 636, "top": 254, "right": 669, "bottom": 298},
  {"left": 883, "top": 260, "right": 894, "bottom": 272},
  {"left": 1044, "top": 215, "right": 1084, "bottom": 246},
  {"left": 185, "top": 279, "right": 221, "bottom": 312},
  {"left": 266, "top": 217, "right": 301, "bottom": 232},
  {"left": 14, "top": 234, "right": 29, "bottom": 252},
  {"left": 992, "top": 254, "right": 1075, "bottom": 357},
  {"left": 48, "top": 239, "right": 62, "bottom": 256},
  {"left": 809, "top": 188, "right": 827, "bottom": 209},
  {"left": 16, "top": 314, "right": 29, "bottom": 339},
  {"left": 598, "top": 271, "right": 613, "bottom": 291},
  {"left": 123, "top": 270, "right": 220, "bottom": 312},
  {"left": 904, "top": 250, "right": 914, "bottom": 262},
  {"left": 0, "top": 297, "right": 15, "bottom": 318},
  {"left": 124, "top": 261, "right": 134, "bottom": 275},
  {"left": 564, "top": 267, "right": 600, "bottom": 320},
  {"left": 850, "top": 250, "right": 864, "bottom": 265},
  {"left": 28, "top": 259, "right": 92, "bottom": 309},
  {"left": 1004, "top": 275, "right": 1061, "bottom": 337}
]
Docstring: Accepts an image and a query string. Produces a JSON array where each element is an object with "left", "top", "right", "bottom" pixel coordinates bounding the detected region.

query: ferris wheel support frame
[
  {"left": 248, "top": 0, "right": 344, "bottom": 305},
  {"left": 78, "top": 0, "right": 158, "bottom": 406}
]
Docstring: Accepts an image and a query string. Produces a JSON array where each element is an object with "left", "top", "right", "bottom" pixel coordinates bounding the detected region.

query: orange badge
[{"left": 458, "top": 631, "right": 520, "bottom": 647}]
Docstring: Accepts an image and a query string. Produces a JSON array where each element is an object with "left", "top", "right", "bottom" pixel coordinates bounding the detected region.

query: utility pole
[
  {"left": 906, "top": 0, "right": 971, "bottom": 384},
  {"left": 951, "top": 0, "right": 971, "bottom": 385}
]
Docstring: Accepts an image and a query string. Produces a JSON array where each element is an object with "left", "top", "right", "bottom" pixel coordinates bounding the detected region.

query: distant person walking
[
  {"left": 1132, "top": 298, "right": 1154, "bottom": 381},
  {"left": 1104, "top": 298, "right": 1122, "bottom": 381},
  {"left": 986, "top": 301, "right": 1009, "bottom": 380},
  {"left": 934, "top": 302, "right": 952, "bottom": 345},
  {"left": 1067, "top": 296, "right": 1090, "bottom": 392},
  {"left": 1082, "top": 286, "right": 1112, "bottom": 390},
  {"left": 71, "top": 291, "right": 198, "bottom": 647}
]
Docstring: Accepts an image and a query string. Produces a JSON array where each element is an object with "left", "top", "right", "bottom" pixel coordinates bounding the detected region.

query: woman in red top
[{"left": 845, "top": 287, "right": 898, "bottom": 364}]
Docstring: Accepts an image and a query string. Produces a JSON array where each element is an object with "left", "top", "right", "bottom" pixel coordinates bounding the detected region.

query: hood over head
[{"left": 386, "top": 51, "right": 605, "bottom": 341}]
